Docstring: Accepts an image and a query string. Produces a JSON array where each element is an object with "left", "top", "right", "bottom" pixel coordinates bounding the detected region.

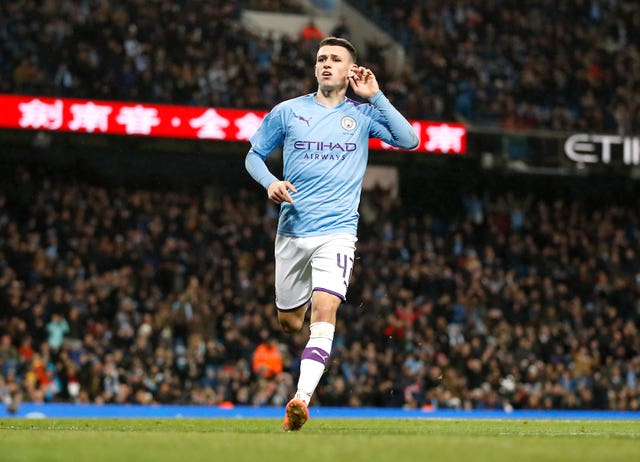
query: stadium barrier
[{"left": 2, "top": 403, "right": 639, "bottom": 420}]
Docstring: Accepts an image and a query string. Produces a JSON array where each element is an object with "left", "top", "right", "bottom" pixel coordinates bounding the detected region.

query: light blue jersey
[{"left": 246, "top": 91, "right": 418, "bottom": 237}]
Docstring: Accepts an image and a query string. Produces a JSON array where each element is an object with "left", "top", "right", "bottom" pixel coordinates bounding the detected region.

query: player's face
[{"left": 315, "top": 45, "right": 356, "bottom": 91}]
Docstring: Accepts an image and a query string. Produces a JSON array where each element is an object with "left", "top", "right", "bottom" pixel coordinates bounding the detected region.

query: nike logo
[{"left": 311, "top": 349, "right": 328, "bottom": 361}]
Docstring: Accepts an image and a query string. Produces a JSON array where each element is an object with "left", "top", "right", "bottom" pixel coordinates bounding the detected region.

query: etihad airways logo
[
  {"left": 293, "top": 140, "right": 357, "bottom": 161},
  {"left": 293, "top": 141, "right": 357, "bottom": 151}
]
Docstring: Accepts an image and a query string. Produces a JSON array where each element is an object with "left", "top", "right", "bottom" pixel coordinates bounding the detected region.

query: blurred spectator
[
  {"left": 0, "top": 334, "right": 19, "bottom": 374},
  {"left": 46, "top": 313, "right": 70, "bottom": 350},
  {"left": 301, "top": 19, "right": 324, "bottom": 41},
  {"left": 252, "top": 330, "right": 284, "bottom": 379},
  {"left": 330, "top": 15, "right": 352, "bottom": 41}
]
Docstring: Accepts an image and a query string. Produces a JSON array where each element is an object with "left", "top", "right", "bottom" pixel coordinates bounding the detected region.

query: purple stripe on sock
[
  {"left": 313, "top": 287, "right": 345, "bottom": 301},
  {"left": 301, "top": 347, "right": 330, "bottom": 366}
]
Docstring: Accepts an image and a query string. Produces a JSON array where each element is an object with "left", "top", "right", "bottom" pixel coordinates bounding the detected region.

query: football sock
[{"left": 295, "top": 321, "right": 335, "bottom": 405}]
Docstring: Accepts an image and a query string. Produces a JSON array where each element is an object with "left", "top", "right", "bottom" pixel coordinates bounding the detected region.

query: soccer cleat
[{"left": 282, "top": 398, "right": 309, "bottom": 431}]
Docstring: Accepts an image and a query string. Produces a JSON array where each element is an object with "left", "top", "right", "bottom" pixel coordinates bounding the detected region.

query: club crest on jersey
[{"left": 341, "top": 116, "right": 356, "bottom": 131}]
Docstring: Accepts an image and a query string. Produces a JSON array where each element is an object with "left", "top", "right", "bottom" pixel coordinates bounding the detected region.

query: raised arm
[
  {"left": 368, "top": 91, "right": 419, "bottom": 150},
  {"left": 349, "top": 66, "right": 418, "bottom": 150}
]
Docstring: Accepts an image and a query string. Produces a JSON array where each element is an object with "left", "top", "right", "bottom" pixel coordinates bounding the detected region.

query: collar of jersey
[{"left": 310, "top": 92, "right": 348, "bottom": 109}]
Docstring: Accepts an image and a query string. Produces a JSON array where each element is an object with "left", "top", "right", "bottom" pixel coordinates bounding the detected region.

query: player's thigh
[
  {"left": 310, "top": 233, "right": 357, "bottom": 301},
  {"left": 274, "top": 234, "right": 313, "bottom": 310}
]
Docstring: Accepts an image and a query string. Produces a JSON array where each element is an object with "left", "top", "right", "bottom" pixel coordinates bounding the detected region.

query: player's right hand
[{"left": 267, "top": 180, "right": 297, "bottom": 204}]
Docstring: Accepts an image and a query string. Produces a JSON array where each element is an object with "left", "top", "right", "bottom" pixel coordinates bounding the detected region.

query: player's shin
[{"left": 295, "top": 321, "right": 335, "bottom": 405}]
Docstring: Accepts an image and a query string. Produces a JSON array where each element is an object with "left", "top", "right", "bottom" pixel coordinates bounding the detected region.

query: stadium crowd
[
  {"left": 1, "top": 0, "right": 639, "bottom": 413},
  {"left": 347, "top": 0, "right": 640, "bottom": 132},
  {"left": 1, "top": 164, "right": 639, "bottom": 412},
  {"left": 2, "top": 0, "right": 639, "bottom": 132}
]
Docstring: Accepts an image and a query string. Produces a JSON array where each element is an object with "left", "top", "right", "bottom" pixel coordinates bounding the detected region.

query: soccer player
[{"left": 245, "top": 36, "right": 418, "bottom": 431}]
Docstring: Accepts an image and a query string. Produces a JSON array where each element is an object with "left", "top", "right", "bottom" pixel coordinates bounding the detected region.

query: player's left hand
[{"left": 348, "top": 66, "right": 379, "bottom": 100}]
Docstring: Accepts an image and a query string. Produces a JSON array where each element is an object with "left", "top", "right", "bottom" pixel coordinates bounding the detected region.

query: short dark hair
[{"left": 318, "top": 36, "right": 357, "bottom": 62}]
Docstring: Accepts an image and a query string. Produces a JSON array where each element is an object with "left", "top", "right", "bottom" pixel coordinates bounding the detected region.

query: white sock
[{"left": 295, "top": 321, "right": 335, "bottom": 406}]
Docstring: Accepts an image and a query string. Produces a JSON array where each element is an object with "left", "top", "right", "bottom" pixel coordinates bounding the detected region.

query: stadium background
[{"left": 1, "top": 0, "right": 639, "bottom": 416}]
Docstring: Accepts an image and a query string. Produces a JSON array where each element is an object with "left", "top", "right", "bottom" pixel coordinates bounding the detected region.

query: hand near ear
[{"left": 349, "top": 66, "right": 379, "bottom": 100}]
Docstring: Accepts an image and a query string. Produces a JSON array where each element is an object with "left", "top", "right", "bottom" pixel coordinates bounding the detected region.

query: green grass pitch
[{"left": 1, "top": 418, "right": 639, "bottom": 462}]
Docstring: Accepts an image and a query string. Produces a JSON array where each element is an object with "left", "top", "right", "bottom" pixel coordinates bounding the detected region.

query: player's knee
[
  {"left": 310, "top": 302, "right": 338, "bottom": 323},
  {"left": 279, "top": 316, "right": 304, "bottom": 333},
  {"left": 277, "top": 301, "right": 308, "bottom": 333},
  {"left": 278, "top": 309, "right": 305, "bottom": 333}
]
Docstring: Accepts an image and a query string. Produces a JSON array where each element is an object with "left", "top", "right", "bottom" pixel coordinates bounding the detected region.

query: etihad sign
[
  {"left": 565, "top": 133, "right": 640, "bottom": 165},
  {"left": 0, "top": 94, "right": 466, "bottom": 155}
]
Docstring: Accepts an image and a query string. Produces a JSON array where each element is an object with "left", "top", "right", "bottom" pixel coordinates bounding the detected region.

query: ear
[{"left": 348, "top": 64, "right": 358, "bottom": 78}]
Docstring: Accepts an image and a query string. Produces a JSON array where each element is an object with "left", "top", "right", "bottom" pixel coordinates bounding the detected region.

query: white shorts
[{"left": 274, "top": 233, "right": 357, "bottom": 311}]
